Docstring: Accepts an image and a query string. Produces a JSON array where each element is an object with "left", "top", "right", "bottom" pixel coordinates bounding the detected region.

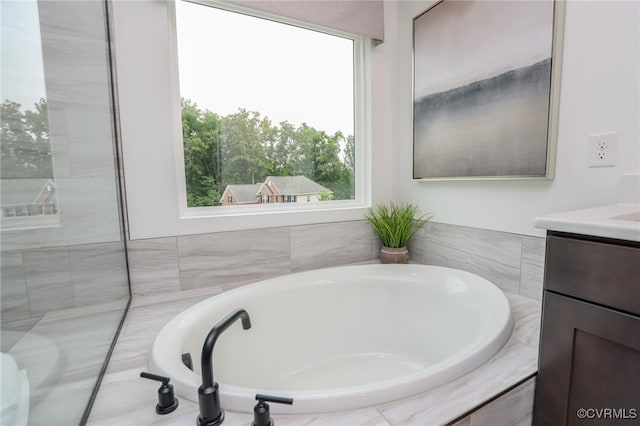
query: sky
[
  {"left": 1, "top": 0, "right": 47, "bottom": 109},
  {"left": 175, "top": 0, "right": 355, "bottom": 136}
]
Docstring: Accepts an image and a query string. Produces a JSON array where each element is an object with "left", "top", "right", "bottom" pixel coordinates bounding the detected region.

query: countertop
[{"left": 534, "top": 203, "right": 640, "bottom": 242}]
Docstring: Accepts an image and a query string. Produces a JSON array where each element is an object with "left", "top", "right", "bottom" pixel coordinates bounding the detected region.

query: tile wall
[
  {"left": 126, "top": 220, "right": 546, "bottom": 301},
  {"left": 1, "top": 242, "right": 130, "bottom": 333},
  {"left": 410, "top": 222, "right": 546, "bottom": 300}
]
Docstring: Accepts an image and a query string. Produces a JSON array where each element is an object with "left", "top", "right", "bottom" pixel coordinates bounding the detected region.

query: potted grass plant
[{"left": 365, "top": 202, "right": 433, "bottom": 264}]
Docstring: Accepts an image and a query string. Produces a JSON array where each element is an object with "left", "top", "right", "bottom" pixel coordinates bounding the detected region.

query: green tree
[
  {"left": 182, "top": 99, "right": 221, "bottom": 206},
  {"left": 264, "top": 121, "right": 295, "bottom": 176},
  {"left": 180, "top": 101, "right": 355, "bottom": 205},
  {"left": 289, "top": 123, "right": 319, "bottom": 179},
  {"left": 336, "top": 133, "right": 355, "bottom": 200},
  {"left": 318, "top": 188, "right": 335, "bottom": 201},
  {"left": 219, "top": 109, "right": 268, "bottom": 186},
  {"left": 1, "top": 98, "right": 53, "bottom": 178},
  {"left": 312, "top": 130, "right": 343, "bottom": 189}
]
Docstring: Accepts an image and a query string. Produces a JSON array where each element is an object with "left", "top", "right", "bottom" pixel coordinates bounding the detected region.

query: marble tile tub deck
[{"left": 87, "top": 288, "right": 540, "bottom": 426}]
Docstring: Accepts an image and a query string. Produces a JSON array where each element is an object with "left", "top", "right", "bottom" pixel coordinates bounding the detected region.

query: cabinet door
[{"left": 534, "top": 292, "right": 640, "bottom": 425}]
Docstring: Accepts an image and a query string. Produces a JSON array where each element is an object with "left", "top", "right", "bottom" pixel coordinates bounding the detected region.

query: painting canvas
[{"left": 413, "top": 0, "right": 560, "bottom": 179}]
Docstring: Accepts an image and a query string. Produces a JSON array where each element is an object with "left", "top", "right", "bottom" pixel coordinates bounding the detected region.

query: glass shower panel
[{"left": 0, "top": 1, "right": 130, "bottom": 425}]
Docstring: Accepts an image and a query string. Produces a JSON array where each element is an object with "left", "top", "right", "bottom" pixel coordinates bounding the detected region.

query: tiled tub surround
[
  {"left": 87, "top": 283, "right": 540, "bottom": 425},
  {"left": 126, "top": 220, "right": 545, "bottom": 301},
  {"left": 86, "top": 220, "right": 544, "bottom": 424},
  {"left": 409, "top": 222, "right": 546, "bottom": 301}
]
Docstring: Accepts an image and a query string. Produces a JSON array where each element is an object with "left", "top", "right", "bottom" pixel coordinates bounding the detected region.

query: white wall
[{"left": 385, "top": 0, "right": 640, "bottom": 236}]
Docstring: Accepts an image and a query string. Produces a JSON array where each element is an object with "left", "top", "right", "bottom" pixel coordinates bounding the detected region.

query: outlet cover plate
[{"left": 588, "top": 132, "right": 617, "bottom": 167}]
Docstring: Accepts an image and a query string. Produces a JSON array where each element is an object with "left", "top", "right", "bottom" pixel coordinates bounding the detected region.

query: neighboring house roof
[
  {"left": 220, "top": 184, "right": 261, "bottom": 204},
  {"left": 1, "top": 178, "right": 56, "bottom": 205},
  {"left": 263, "top": 175, "right": 330, "bottom": 195}
]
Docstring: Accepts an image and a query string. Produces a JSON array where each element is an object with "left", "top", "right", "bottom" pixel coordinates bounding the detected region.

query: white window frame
[{"left": 114, "top": 0, "right": 372, "bottom": 240}]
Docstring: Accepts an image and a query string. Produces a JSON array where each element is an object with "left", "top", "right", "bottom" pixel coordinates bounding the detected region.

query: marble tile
[
  {"left": 0, "top": 252, "right": 31, "bottom": 322},
  {"left": 28, "top": 377, "right": 96, "bottom": 426},
  {"left": 0, "top": 317, "right": 42, "bottom": 346},
  {"left": 69, "top": 242, "right": 130, "bottom": 306},
  {"left": 39, "top": 0, "right": 110, "bottom": 42},
  {"left": 130, "top": 285, "right": 223, "bottom": 309},
  {"left": 40, "top": 15, "right": 112, "bottom": 109},
  {"left": 412, "top": 222, "right": 522, "bottom": 294},
  {"left": 274, "top": 408, "right": 391, "bottom": 425},
  {"left": 39, "top": 0, "right": 115, "bottom": 191},
  {"left": 50, "top": 132, "right": 72, "bottom": 177},
  {"left": 406, "top": 227, "right": 428, "bottom": 264},
  {"left": 127, "top": 237, "right": 181, "bottom": 295},
  {"left": 107, "top": 295, "right": 210, "bottom": 372},
  {"left": 38, "top": 299, "right": 127, "bottom": 323},
  {"left": 290, "top": 220, "right": 377, "bottom": 272},
  {"left": 89, "top": 365, "right": 391, "bottom": 426},
  {"left": 24, "top": 302, "right": 125, "bottom": 382},
  {"left": 88, "top": 365, "right": 201, "bottom": 426},
  {"left": 505, "top": 292, "right": 542, "bottom": 350},
  {"left": 519, "top": 236, "right": 546, "bottom": 301},
  {"left": 63, "top": 104, "right": 118, "bottom": 178},
  {"left": 88, "top": 285, "right": 540, "bottom": 426},
  {"left": 48, "top": 106, "right": 70, "bottom": 137},
  {"left": 68, "top": 137, "right": 118, "bottom": 179},
  {"left": 372, "top": 236, "right": 383, "bottom": 260},
  {"left": 177, "top": 228, "right": 291, "bottom": 290},
  {"left": 54, "top": 177, "right": 123, "bottom": 241},
  {"left": 90, "top": 346, "right": 389, "bottom": 426},
  {"left": 451, "top": 377, "right": 535, "bottom": 426},
  {"left": 23, "top": 247, "right": 75, "bottom": 315},
  {"left": 377, "top": 340, "right": 538, "bottom": 425}
]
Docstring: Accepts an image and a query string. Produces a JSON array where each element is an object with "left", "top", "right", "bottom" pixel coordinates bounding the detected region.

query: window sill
[{"left": 127, "top": 202, "right": 370, "bottom": 240}]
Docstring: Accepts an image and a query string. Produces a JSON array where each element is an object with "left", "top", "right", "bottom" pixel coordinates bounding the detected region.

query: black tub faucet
[{"left": 197, "top": 308, "right": 252, "bottom": 426}]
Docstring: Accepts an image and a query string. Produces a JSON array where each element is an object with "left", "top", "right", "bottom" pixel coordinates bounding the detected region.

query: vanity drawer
[{"left": 545, "top": 234, "right": 640, "bottom": 316}]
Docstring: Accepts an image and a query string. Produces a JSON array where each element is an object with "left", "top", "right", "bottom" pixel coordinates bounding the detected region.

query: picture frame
[{"left": 412, "top": 0, "right": 565, "bottom": 180}]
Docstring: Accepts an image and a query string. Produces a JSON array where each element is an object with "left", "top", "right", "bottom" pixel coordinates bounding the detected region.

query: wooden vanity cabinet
[{"left": 533, "top": 231, "right": 640, "bottom": 426}]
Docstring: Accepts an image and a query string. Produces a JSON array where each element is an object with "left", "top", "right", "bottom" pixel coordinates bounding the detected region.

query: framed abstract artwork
[{"left": 413, "top": 0, "right": 565, "bottom": 180}]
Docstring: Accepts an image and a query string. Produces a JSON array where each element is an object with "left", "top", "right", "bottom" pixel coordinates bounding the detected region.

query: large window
[{"left": 174, "top": 1, "right": 359, "bottom": 209}]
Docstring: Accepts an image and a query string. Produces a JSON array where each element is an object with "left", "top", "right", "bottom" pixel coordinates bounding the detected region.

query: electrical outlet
[{"left": 588, "top": 132, "right": 617, "bottom": 167}]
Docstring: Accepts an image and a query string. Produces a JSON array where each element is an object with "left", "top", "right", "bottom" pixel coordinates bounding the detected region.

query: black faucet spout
[
  {"left": 197, "top": 308, "right": 251, "bottom": 426},
  {"left": 201, "top": 309, "right": 251, "bottom": 388}
]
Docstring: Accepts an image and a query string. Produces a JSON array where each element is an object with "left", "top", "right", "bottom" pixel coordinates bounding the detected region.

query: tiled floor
[{"left": 87, "top": 288, "right": 540, "bottom": 425}]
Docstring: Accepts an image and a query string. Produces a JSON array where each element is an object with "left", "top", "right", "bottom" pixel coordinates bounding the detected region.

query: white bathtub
[{"left": 149, "top": 264, "right": 513, "bottom": 414}]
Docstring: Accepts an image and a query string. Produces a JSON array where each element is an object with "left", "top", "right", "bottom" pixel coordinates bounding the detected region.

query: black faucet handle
[
  {"left": 255, "top": 394, "right": 294, "bottom": 405},
  {"left": 140, "top": 371, "right": 179, "bottom": 415},
  {"left": 252, "top": 394, "right": 294, "bottom": 426},
  {"left": 140, "top": 371, "right": 171, "bottom": 384}
]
